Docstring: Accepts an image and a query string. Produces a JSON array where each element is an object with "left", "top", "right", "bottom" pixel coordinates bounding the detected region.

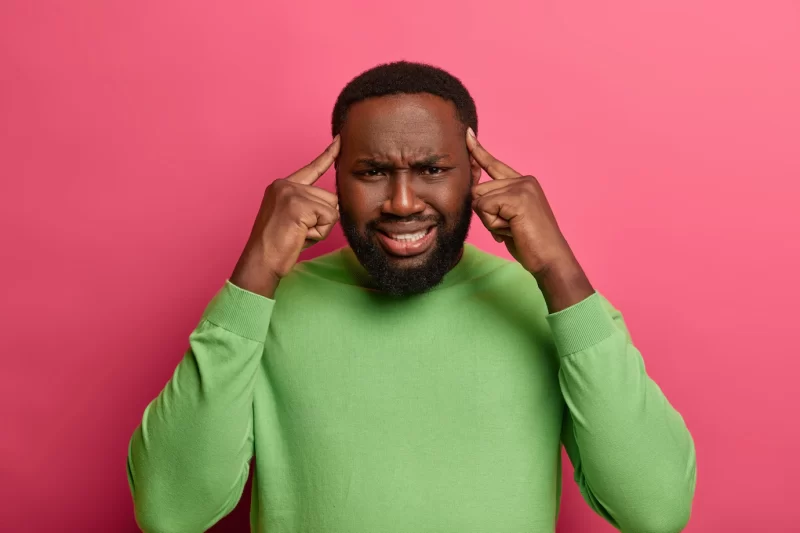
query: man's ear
[{"left": 469, "top": 155, "right": 482, "bottom": 185}]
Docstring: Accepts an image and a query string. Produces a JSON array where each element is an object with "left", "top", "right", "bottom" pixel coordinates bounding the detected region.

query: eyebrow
[{"left": 354, "top": 154, "right": 451, "bottom": 170}]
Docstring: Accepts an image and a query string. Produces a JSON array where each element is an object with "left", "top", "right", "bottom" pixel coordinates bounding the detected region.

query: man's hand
[
  {"left": 230, "top": 136, "right": 341, "bottom": 298},
  {"left": 466, "top": 128, "right": 594, "bottom": 312}
]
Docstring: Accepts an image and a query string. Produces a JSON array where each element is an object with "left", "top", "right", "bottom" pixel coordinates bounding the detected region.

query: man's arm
[
  {"left": 532, "top": 242, "right": 696, "bottom": 530},
  {"left": 127, "top": 282, "right": 273, "bottom": 532},
  {"left": 552, "top": 293, "right": 697, "bottom": 532},
  {"left": 465, "top": 130, "right": 696, "bottom": 531},
  {"left": 128, "top": 138, "right": 341, "bottom": 532}
]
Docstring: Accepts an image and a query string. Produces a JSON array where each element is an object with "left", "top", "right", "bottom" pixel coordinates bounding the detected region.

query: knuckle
[
  {"left": 520, "top": 176, "right": 539, "bottom": 192},
  {"left": 270, "top": 179, "right": 290, "bottom": 196}
]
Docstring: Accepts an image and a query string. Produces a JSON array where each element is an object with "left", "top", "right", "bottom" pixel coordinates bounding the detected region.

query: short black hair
[{"left": 331, "top": 61, "right": 478, "bottom": 137}]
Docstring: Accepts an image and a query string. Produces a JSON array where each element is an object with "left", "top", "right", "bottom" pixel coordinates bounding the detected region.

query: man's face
[{"left": 336, "top": 93, "right": 481, "bottom": 296}]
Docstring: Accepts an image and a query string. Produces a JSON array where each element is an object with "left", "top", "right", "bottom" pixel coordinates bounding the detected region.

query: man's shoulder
[
  {"left": 461, "top": 245, "right": 549, "bottom": 312},
  {"left": 281, "top": 247, "right": 355, "bottom": 287},
  {"left": 461, "top": 244, "right": 536, "bottom": 286},
  {"left": 464, "top": 243, "right": 511, "bottom": 266}
]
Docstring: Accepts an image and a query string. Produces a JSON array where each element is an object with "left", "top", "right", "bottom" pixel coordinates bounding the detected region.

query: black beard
[{"left": 339, "top": 194, "right": 473, "bottom": 297}]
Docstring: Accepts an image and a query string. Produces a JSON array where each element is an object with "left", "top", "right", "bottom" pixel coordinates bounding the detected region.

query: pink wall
[{"left": 2, "top": 1, "right": 799, "bottom": 531}]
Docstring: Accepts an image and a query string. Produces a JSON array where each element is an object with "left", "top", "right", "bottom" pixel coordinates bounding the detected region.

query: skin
[
  {"left": 231, "top": 93, "right": 594, "bottom": 312},
  {"left": 335, "top": 93, "right": 478, "bottom": 290},
  {"left": 466, "top": 128, "right": 595, "bottom": 312},
  {"left": 230, "top": 136, "right": 341, "bottom": 298}
]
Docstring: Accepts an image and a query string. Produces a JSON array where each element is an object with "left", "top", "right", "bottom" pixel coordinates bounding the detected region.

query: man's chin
[{"left": 341, "top": 214, "right": 471, "bottom": 296}]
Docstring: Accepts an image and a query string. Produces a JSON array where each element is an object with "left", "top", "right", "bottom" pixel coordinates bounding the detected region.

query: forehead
[{"left": 340, "top": 93, "right": 463, "bottom": 159}]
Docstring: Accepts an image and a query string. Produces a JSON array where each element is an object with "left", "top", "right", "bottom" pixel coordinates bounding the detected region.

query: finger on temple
[
  {"left": 288, "top": 135, "right": 341, "bottom": 185},
  {"left": 465, "top": 129, "right": 520, "bottom": 180}
]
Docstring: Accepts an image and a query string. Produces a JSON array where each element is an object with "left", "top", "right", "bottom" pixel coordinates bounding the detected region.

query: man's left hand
[{"left": 466, "top": 128, "right": 594, "bottom": 311}]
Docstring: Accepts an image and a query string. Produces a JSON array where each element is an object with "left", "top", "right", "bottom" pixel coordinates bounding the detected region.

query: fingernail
[{"left": 467, "top": 127, "right": 476, "bottom": 138}]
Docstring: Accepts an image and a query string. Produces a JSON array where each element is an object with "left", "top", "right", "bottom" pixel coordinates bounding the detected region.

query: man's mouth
[{"left": 375, "top": 226, "right": 438, "bottom": 257}]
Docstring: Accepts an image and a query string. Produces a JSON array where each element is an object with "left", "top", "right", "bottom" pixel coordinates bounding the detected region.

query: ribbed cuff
[
  {"left": 546, "top": 292, "right": 617, "bottom": 357},
  {"left": 202, "top": 281, "right": 275, "bottom": 342}
]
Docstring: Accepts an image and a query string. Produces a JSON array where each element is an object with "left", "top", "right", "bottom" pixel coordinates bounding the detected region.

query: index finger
[
  {"left": 287, "top": 135, "right": 341, "bottom": 185},
  {"left": 465, "top": 128, "right": 520, "bottom": 180}
]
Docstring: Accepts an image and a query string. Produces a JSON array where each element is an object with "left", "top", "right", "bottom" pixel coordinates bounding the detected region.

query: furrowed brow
[
  {"left": 354, "top": 158, "right": 396, "bottom": 171},
  {"left": 409, "top": 155, "right": 450, "bottom": 168},
  {"left": 354, "top": 154, "right": 451, "bottom": 170}
]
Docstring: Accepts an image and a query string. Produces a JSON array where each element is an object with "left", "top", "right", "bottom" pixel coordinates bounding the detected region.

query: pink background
[{"left": 2, "top": 1, "right": 799, "bottom": 531}]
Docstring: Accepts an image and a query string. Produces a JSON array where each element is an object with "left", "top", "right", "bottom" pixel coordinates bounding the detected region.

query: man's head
[{"left": 332, "top": 61, "right": 481, "bottom": 296}]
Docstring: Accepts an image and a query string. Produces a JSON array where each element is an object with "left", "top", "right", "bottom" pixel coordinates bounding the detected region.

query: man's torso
[{"left": 248, "top": 246, "right": 566, "bottom": 532}]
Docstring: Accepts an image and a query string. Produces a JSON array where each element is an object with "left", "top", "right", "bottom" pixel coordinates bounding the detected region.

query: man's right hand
[{"left": 230, "top": 135, "right": 341, "bottom": 298}]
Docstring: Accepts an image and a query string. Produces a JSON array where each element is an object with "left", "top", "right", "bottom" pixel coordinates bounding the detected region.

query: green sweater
[{"left": 128, "top": 244, "right": 696, "bottom": 533}]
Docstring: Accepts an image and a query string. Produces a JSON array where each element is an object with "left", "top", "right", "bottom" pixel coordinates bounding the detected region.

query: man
[{"left": 128, "top": 61, "right": 696, "bottom": 533}]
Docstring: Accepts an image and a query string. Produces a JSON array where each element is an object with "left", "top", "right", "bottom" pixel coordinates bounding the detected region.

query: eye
[
  {"left": 422, "top": 166, "right": 445, "bottom": 175},
  {"left": 360, "top": 169, "right": 385, "bottom": 177}
]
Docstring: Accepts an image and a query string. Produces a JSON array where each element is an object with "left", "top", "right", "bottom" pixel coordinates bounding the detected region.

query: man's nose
[{"left": 382, "top": 175, "right": 425, "bottom": 217}]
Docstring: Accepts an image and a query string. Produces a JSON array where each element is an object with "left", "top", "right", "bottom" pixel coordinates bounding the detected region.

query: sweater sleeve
[
  {"left": 127, "top": 281, "right": 274, "bottom": 533},
  {"left": 551, "top": 292, "right": 696, "bottom": 533}
]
